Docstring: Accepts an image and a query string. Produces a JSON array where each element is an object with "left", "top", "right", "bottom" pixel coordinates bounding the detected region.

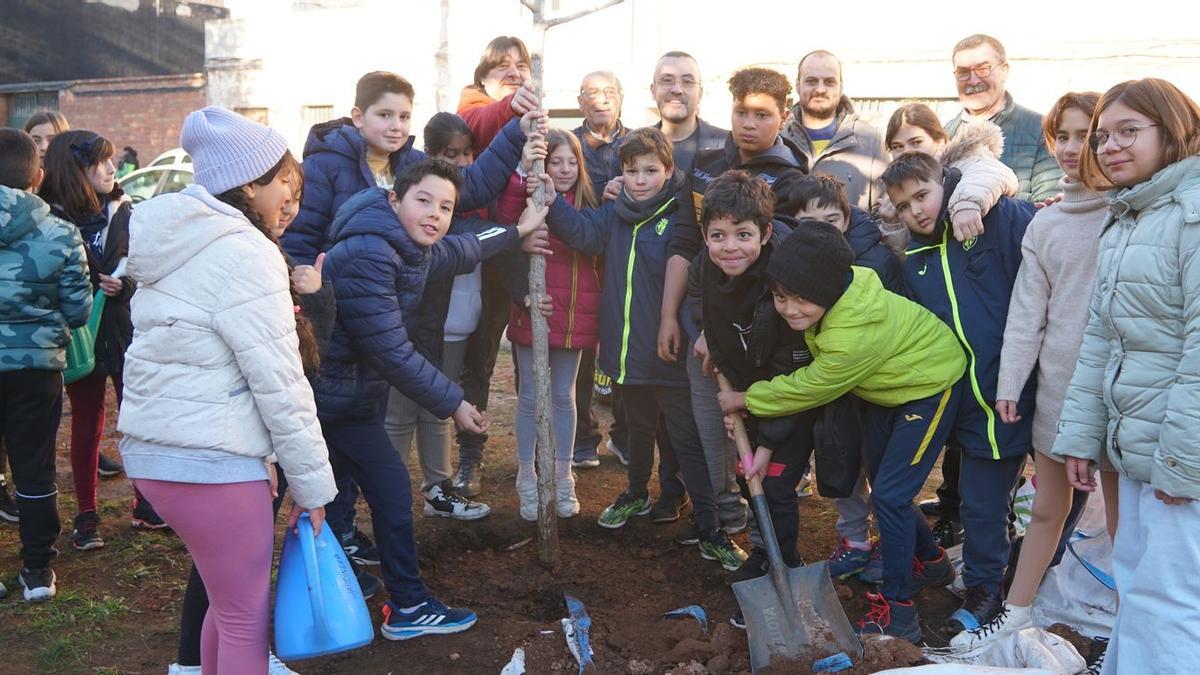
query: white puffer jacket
[
  {"left": 879, "top": 120, "right": 1020, "bottom": 252},
  {"left": 117, "top": 185, "right": 336, "bottom": 508}
]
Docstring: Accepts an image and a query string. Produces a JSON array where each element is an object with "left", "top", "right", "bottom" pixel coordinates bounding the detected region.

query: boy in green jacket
[{"left": 718, "top": 222, "right": 967, "bottom": 643}]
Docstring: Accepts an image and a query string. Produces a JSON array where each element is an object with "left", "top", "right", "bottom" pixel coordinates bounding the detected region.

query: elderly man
[
  {"left": 944, "top": 34, "right": 1061, "bottom": 201},
  {"left": 782, "top": 50, "right": 887, "bottom": 211},
  {"left": 573, "top": 71, "right": 628, "bottom": 202}
]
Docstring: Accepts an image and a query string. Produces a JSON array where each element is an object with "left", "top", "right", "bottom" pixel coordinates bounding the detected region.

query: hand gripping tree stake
[{"left": 520, "top": 0, "right": 623, "bottom": 568}]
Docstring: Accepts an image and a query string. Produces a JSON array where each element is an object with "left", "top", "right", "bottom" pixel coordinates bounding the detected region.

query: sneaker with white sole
[
  {"left": 423, "top": 481, "right": 490, "bottom": 521},
  {"left": 949, "top": 603, "right": 1032, "bottom": 649},
  {"left": 556, "top": 471, "right": 580, "bottom": 518},
  {"left": 381, "top": 597, "right": 477, "bottom": 641},
  {"left": 597, "top": 491, "right": 651, "bottom": 529},
  {"left": 166, "top": 664, "right": 201, "bottom": 674},
  {"left": 19, "top": 566, "right": 56, "bottom": 603},
  {"left": 268, "top": 652, "right": 298, "bottom": 674},
  {"left": 605, "top": 439, "right": 629, "bottom": 466},
  {"left": 0, "top": 579, "right": 6, "bottom": 599},
  {"left": 517, "top": 466, "right": 538, "bottom": 521},
  {"left": 0, "top": 481, "right": 19, "bottom": 523}
]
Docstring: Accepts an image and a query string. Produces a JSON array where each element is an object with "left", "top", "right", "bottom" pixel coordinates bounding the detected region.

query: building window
[
  {"left": 235, "top": 107, "right": 269, "bottom": 126},
  {"left": 7, "top": 91, "right": 60, "bottom": 129},
  {"left": 302, "top": 105, "right": 335, "bottom": 132}
]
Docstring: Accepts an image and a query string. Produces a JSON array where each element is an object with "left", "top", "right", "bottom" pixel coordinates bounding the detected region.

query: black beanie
[{"left": 766, "top": 220, "right": 855, "bottom": 308}]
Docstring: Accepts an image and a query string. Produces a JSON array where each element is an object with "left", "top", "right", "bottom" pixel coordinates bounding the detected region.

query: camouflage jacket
[{"left": 0, "top": 186, "right": 93, "bottom": 372}]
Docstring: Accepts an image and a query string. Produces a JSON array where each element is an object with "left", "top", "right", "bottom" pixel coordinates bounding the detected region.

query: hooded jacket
[
  {"left": 1053, "top": 157, "right": 1200, "bottom": 499},
  {"left": 944, "top": 93, "right": 1062, "bottom": 202},
  {"left": 0, "top": 186, "right": 92, "bottom": 372},
  {"left": 116, "top": 185, "right": 336, "bottom": 508},
  {"left": 282, "top": 117, "right": 526, "bottom": 265},
  {"left": 496, "top": 174, "right": 601, "bottom": 351},
  {"left": 878, "top": 120, "right": 1020, "bottom": 253},
  {"left": 547, "top": 169, "right": 689, "bottom": 386},
  {"left": 783, "top": 96, "right": 888, "bottom": 211},
  {"left": 904, "top": 169, "right": 1036, "bottom": 460},
  {"left": 670, "top": 133, "right": 808, "bottom": 261},
  {"left": 746, "top": 266, "right": 966, "bottom": 414},
  {"left": 457, "top": 85, "right": 518, "bottom": 151},
  {"left": 315, "top": 187, "right": 521, "bottom": 422}
]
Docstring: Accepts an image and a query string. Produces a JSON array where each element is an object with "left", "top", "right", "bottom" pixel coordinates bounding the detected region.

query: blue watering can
[{"left": 274, "top": 514, "right": 374, "bottom": 660}]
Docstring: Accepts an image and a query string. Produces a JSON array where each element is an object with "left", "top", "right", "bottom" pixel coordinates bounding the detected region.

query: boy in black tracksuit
[
  {"left": 538, "top": 127, "right": 747, "bottom": 571},
  {"left": 685, "top": 171, "right": 812, "bottom": 597},
  {"left": 882, "top": 152, "right": 1036, "bottom": 635}
]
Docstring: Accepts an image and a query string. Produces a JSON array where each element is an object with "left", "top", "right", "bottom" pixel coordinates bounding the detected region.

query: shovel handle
[{"left": 715, "top": 374, "right": 765, "bottom": 499}]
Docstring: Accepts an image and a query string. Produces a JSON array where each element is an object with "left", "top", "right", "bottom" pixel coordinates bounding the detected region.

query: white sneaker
[
  {"left": 268, "top": 652, "right": 299, "bottom": 674},
  {"left": 0, "top": 579, "right": 6, "bottom": 599},
  {"left": 605, "top": 439, "right": 629, "bottom": 466},
  {"left": 517, "top": 470, "right": 538, "bottom": 522},
  {"left": 19, "top": 567, "right": 55, "bottom": 603},
  {"left": 949, "top": 603, "right": 1033, "bottom": 649},
  {"left": 423, "top": 482, "right": 490, "bottom": 520},
  {"left": 556, "top": 470, "right": 580, "bottom": 519},
  {"left": 166, "top": 664, "right": 201, "bottom": 674}
]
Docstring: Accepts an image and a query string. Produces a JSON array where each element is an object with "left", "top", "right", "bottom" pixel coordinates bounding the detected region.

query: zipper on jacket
[
  {"left": 617, "top": 198, "right": 676, "bottom": 384},
  {"left": 564, "top": 251, "right": 579, "bottom": 349},
  {"left": 935, "top": 225, "right": 1002, "bottom": 460}
]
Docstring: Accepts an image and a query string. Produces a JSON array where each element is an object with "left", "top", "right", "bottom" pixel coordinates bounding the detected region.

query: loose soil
[{"left": 0, "top": 349, "right": 982, "bottom": 673}]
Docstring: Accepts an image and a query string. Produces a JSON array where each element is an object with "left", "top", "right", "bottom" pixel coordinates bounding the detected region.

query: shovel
[{"left": 717, "top": 374, "right": 863, "bottom": 672}]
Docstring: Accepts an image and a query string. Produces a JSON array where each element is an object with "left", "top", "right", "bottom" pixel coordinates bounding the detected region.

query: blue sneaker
[
  {"left": 827, "top": 539, "right": 872, "bottom": 580},
  {"left": 858, "top": 542, "right": 883, "bottom": 584},
  {"left": 572, "top": 445, "right": 600, "bottom": 469},
  {"left": 381, "top": 597, "right": 477, "bottom": 641}
]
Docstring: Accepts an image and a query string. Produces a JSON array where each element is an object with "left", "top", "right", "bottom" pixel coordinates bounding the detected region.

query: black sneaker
[
  {"left": 1085, "top": 636, "right": 1109, "bottom": 675},
  {"left": 942, "top": 585, "right": 1005, "bottom": 634},
  {"left": 649, "top": 493, "right": 690, "bottom": 523},
  {"left": 451, "top": 461, "right": 482, "bottom": 498},
  {"left": 0, "top": 481, "right": 19, "bottom": 523},
  {"left": 698, "top": 528, "right": 748, "bottom": 571},
  {"left": 918, "top": 498, "right": 942, "bottom": 517},
  {"left": 423, "top": 482, "right": 490, "bottom": 520},
  {"left": 931, "top": 518, "right": 964, "bottom": 548},
  {"left": 730, "top": 609, "right": 746, "bottom": 630},
  {"left": 131, "top": 496, "right": 170, "bottom": 530},
  {"left": 97, "top": 453, "right": 124, "bottom": 478},
  {"left": 354, "top": 563, "right": 382, "bottom": 600},
  {"left": 730, "top": 547, "right": 770, "bottom": 584},
  {"left": 19, "top": 566, "right": 56, "bottom": 603},
  {"left": 72, "top": 512, "right": 104, "bottom": 551},
  {"left": 340, "top": 528, "right": 381, "bottom": 566}
]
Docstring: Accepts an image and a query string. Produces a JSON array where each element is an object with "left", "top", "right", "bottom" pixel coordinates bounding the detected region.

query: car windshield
[{"left": 120, "top": 171, "right": 162, "bottom": 203}]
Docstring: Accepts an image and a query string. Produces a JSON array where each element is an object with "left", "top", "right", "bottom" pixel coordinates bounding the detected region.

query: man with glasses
[
  {"left": 782, "top": 50, "right": 887, "bottom": 211},
  {"left": 651, "top": 52, "right": 727, "bottom": 179},
  {"left": 924, "top": 33, "right": 1063, "bottom": 552},
  {"left": 944, "top": 34, "right": 1062, "bottom": 202},
  {"left": 574, "top": 71, "right": 628, "bottom": 202}
]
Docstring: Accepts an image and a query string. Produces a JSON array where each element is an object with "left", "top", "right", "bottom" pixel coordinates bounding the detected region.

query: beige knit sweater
[{"left": 997, "top": 177, "right": 1107, "bottom": 451}]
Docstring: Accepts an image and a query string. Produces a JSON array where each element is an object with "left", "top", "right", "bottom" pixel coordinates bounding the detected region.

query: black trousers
[
  {"left": 0, "top": 369, "right": 63, "bottom": 569},
  {"left": 615, "top": 383, "right": 714, "bottom": 532},
  {"left": 738, "top": 414, "right": 815, "bottom": 568},
  {"left": 935, "top": 445, "right": 962, "bottom": 521},
  {"left": 573, "top": 348, "right": 602, "bottom": 452},
  {"left": 456, "top": 265, "right": 512, "bottom": 463}
]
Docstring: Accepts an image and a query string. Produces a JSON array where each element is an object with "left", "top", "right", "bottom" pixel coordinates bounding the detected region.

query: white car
[{"left": 118, "top": 148, "right": 193, "bottom": 203}]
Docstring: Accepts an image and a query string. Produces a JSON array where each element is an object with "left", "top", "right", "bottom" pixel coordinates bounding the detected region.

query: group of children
[{"left": 4, "top": 36, "right": 1200, "bottom": 674}]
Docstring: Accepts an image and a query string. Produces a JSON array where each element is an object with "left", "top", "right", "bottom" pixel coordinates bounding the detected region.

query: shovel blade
[{"left": 732, "top": 561, "right": 863, "bottom": 673}]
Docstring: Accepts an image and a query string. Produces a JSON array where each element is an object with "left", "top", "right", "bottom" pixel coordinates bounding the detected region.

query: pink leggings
[{"left": 134, "top": 479, "right": 273, "bottom": 675}]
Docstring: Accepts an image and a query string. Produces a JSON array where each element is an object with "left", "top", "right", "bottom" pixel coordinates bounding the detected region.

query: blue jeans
[
  {"left": 864, "top": 382, "right": 964, "bottom": 602},
  {"left": 322, "top": 400, "right": 429, "bottom": 607}
]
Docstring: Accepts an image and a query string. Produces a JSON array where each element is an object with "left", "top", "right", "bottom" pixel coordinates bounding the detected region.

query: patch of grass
[{"left": 11, "top": 591, "right": 130, "bottom": 672}]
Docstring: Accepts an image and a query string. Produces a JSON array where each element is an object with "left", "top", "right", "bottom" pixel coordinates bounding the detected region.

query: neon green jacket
[{"left": 746, "top": 266, "right": 965, "bottom": 415}]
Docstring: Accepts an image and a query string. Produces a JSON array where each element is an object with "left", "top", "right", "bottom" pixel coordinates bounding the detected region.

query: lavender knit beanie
[{"left": 180, "top": 106, "right": 289, "bottom": 195}]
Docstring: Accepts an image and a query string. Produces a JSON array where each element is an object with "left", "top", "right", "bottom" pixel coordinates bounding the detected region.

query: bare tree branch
[
  {"left": 544, "top": 0, "right": 624, "bottom": 28},
  {"left": 520, "top": 0, "right": 537, "bottom": 12}
]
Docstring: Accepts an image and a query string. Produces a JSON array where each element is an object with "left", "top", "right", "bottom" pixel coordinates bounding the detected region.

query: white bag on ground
[
  {"left": 875, "top": 665, "right": 1052, "bottom": 675},
  {"left": 923, "top": 627, "right": 1085, "bottom": 675}
]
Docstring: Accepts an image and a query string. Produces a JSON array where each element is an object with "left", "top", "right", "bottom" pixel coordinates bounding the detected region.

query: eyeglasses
[
  {"left": 1088, "top": 124, "right": 1157, "bottom": 152},
  {"left": 954, "top": 62, "right": 1004, "bottom": 82},
  {"left": 654, "top": 76, "right": 698, "bottom": 90},
  {"left": 581, "top": 87, "right": 620, "bottom": 100}
]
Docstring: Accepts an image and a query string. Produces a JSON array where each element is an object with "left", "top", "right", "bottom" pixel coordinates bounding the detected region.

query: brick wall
[{"left": 58, "top": 74, "right": 206, "bottom": 162}]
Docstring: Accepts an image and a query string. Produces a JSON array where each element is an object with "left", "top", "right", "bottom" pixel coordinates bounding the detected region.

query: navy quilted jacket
[
  {"left": 314, "top": 188, "right": 519, "bottom": 422},
  {"left": 282, "top": 117, "right": 526, "bottom": 265}
]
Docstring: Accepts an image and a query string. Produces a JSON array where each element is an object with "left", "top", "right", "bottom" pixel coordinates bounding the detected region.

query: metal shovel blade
[{"left": 732, "top": 561, "right": 863, "bottom": 673}]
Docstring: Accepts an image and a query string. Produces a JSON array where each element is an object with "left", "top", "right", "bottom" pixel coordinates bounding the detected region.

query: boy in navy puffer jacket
[
  {"left": 281, "top": 71, "right": 538, "bottom": 266},
  {"left": 315, "top": 159, "right": 547, "bottom": 641}
]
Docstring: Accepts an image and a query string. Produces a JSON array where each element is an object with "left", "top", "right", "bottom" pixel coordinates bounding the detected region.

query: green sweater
[{"left": 746, "top": 266, "right": 965, "bottom": 415}]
